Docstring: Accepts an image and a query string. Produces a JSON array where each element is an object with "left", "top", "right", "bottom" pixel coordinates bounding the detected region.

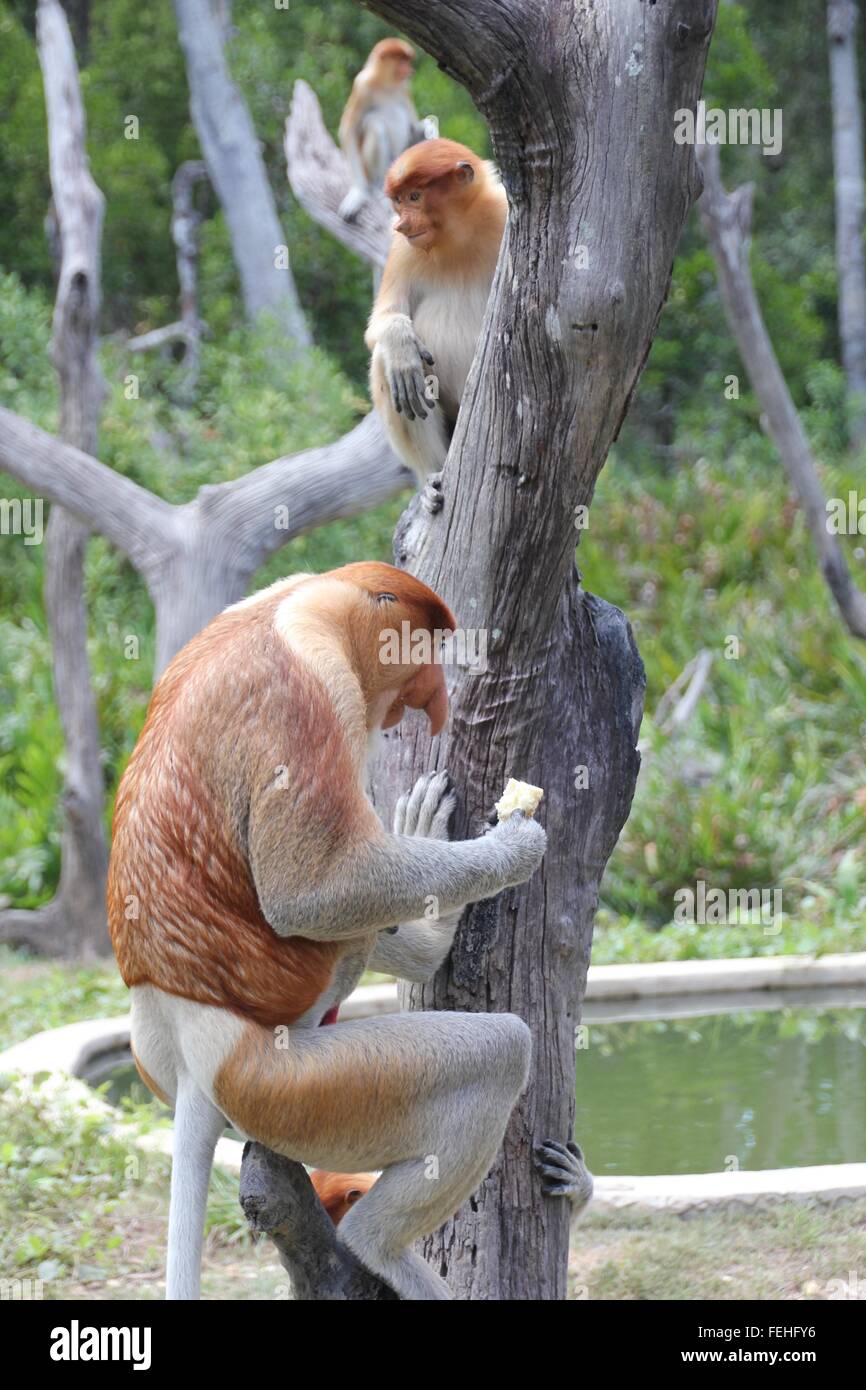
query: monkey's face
[
  {"left": 391, "top": 169, "right": 475, "bottom": 249},
  {"left": 391, "top": 185, "right": 438, "bottom": 247},
  {"left": 326, "top": 563, "right": 455, "bottom": 736}
]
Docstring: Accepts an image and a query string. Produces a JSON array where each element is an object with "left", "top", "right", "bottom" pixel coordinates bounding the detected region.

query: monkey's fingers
[
  {"left": 402, "top": 770, "right": 438, "bottom": 835},
  {"left": 393, "top": 791, "right": 410, "bottom": 836},
  {"left": 404, "top": 368, "right": 430, "bottom": 420},
  {"left": 420, "top": 349, "right": 435, "bottom": 366},
  {"left": 415, "top": 770, "right": 454, "bottom": 839},
  {"left": 395, "top": 370, "right": 421, "bottom": 421}
]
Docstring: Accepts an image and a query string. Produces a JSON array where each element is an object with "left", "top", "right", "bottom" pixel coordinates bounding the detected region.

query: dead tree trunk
[
  {"left": 359, "top": 0, "right": 717, "bottom": 1300},
  {"left": 172, "top": 0, "right": 310, "bottom": 350},
  {"left": 9, "top": 0, "right": 111, "bottom": 958},
  {"left": 828, "top": 0, "right": 866, "bottom": 445},
  {"left": 699, "top": 144, "right": 866, "bottom": 639},
  {"left": 127, "top": 160, "right": 209, "bottom": 398}
]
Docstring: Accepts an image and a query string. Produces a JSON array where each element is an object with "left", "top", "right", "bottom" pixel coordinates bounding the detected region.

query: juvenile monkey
[
  {"left": 310, "top": 1169, "right": 378, "bottom": 1225},
  {"left": 107, "top": 562, "right": 546, "bottom": 1301},
  {"left": 366, "top": 139, "right": 507, "bottom": 506},
  {"left": 338, "top": 38, "right": 424, "bottom": 222}
]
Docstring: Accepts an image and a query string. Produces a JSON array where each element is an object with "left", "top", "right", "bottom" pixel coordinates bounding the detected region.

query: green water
[{"left": 576, "top": 1008, "right": 866, "bottom": 1175}]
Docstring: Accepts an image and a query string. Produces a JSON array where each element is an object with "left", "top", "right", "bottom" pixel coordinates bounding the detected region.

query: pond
[
  {"left": 578, "top": 987, "right": 866, "bottom": 1175},
  {"left": 85, "top": 986, "right": 866, "bottom": 1177}
]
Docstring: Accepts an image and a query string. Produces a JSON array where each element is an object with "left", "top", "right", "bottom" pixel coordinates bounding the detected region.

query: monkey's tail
[{"left": 165, "top": 1075, "right": 225, "bottom": 1300}]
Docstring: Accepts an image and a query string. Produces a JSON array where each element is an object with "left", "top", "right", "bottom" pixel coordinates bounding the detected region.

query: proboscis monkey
[
  {"left": 366, "top": 139, "right": 507, "bottom": 510},
  {"left": 107, "top": 562, "right": 546, "bottom": 1301},
  {"left": 338, "top": 38, "right": 424, "bottom": 222},
  {"left": 310, "top": 1169, "right": 378, "bottom": 1225}
]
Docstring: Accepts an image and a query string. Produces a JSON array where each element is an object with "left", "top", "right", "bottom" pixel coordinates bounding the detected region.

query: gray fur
[{"left": 258, "top": 771, "right": 546, "bottom": 941}]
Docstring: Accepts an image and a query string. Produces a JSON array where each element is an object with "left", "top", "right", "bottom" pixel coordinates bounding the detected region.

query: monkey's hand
[
  {"left": 535, "top": 1140, "right": 594, "bottom": 1221},
  {"left": 484, "top": 811, "right": 547, "bottom": 890},
  {"left": 393, "top": 770, "right": 456, "bottom": 841},
  {"left": 379, "top": 317, "right": 436, "bottom": 422},
  {"left": 370, "top": 772, "right": 460, "bottom": 981}
]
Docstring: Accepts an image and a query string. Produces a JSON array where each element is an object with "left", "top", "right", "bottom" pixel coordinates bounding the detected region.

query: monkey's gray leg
[{"left": 325, "top": 1012, "right": 532, "bottom": 1300}]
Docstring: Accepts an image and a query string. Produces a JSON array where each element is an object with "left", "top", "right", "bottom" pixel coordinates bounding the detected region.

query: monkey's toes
[{"left": 421, "top": 474, "right": 444, "bottom": 514}]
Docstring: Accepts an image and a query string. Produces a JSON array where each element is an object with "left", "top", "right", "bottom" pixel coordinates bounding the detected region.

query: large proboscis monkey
[
  {"left": 107, "top": 562, "right": 547, "bottom": 1301},
  {"left": 366, "top": 139, "right": 507, "bottom": 511},
  {"left": 338, "top": 38, "right": 425, "bottom": 222}
]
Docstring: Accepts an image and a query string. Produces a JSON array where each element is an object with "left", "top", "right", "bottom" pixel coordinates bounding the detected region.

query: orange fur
[
  {"left": 213, "top": 1019, "right": 416, "bottom": 1160},
  {"left": 369, "top": 38, "right": 413, "bottom": 65},
  {"left": 309, "top": 1169, "right": 378, "bottom": 1225},
  {"left": 384, "top": 138, "right": 482, "bottom": 197}
]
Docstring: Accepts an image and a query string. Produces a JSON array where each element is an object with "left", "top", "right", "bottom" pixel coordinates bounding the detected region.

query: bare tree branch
[
  {"left": 238, "top": 1145, "right": 397, "bottom": 1301},
  {"left": 698, "top": 143, "right": 866, "bottom": 639},
  {"left": 284, "top": 80, "right": 392, "bottom": 269},
  {"left": 0, "top": 406, "right": 178, "bottom": 570},
  {"left": 6, "top": 0, "right": 112, "bottom": 958},
  {"left": 828, "top": 0, "right": 866, "bottom": 443}
]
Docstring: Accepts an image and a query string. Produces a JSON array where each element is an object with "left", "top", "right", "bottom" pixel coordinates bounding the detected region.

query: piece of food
[{"left": 495, "top": 778, "right": 544, "bottom": 820}]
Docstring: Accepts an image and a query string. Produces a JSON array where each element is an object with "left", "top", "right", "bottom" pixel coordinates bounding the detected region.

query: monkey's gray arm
[
  {"left": 368, "top": 772, "right": 463, "bottom": 982},
  {"left": 250, "top": 771, "right": 546, "bottom": 943}
]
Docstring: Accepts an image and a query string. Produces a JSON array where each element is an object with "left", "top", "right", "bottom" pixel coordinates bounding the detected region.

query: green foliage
[
  {"left": 581, "top": 448, "right": 866, "bottom": 941},
  {"left": 0, "top": 950, "right": 129, "bottom": 1049},
  {"left": 0, "top": 1071, "right": 167, "bottom": 1282}
]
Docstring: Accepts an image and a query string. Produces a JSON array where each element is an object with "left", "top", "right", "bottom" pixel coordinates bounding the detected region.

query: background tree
[
  {"left": 3, "top": 0, "right": 110, "bottom": 958},
  {"left": 828, "top": 0, "right": 866, "bottom": 446},
  {"left": 171, "top": 0, "right": 309, "bottom": 350}
]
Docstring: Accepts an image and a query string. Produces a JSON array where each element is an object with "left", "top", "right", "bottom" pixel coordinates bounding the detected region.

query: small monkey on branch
[
  {"left": 366, "top": 139, "right": 507, "bottom": 509},
  {"left": 338, "top": 38, "right": 426, "bottom": 222},
  {"left": 108, "top": 563, "right": 547, "bottom": 1300}
]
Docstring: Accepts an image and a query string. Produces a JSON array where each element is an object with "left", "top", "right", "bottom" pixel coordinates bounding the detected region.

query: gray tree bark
[
  {"left": 699, "top": 144, "right": 866, "bottom": 639},
  {"left": 358, "top": 0, "right": 717, "bottom": 1300},
  {"left": 828, "top": 0, "right": 866, "bottom": 444},
  {"left": 6, "top": 0, "right": 111, "bottom": 958},
  {"left": 239, "top": 1144, "right": 396, "bottom": 1301},
  {"left": 127, "top": 160, "right": 209, "bottom": 400},
  {"left": 172, "top": 0, "right": 310, "bottom": 350}
]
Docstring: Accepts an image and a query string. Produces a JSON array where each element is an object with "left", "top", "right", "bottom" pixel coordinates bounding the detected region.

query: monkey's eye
[
  {"left": 408, "top": 190, "right": 421, "bottom": 203},
  {"left": 376, "top": 592, "right": 398, "bottom": 604}
]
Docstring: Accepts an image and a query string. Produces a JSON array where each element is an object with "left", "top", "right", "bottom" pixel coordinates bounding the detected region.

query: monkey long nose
[{"left": 386, "top": 663, "right": 449, "bottom": 736}]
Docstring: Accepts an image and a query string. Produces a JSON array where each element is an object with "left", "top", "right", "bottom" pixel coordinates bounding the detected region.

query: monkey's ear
[{"left": 455, "top": 161, "right": 475, "bottom": 185}]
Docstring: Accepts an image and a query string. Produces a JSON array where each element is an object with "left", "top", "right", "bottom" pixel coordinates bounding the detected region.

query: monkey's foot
[
  {"left": 421, "top": 472, "right": 444, "bottom": 514},
  {"left": 534, "top": 1140, "right": 594, "bottom": 1211},
  {"left": 338, "top": 187, "right": 367, "bottom": 222},
  {"left": 394, "top": 769, "right": 456, "bottom": 842}
]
